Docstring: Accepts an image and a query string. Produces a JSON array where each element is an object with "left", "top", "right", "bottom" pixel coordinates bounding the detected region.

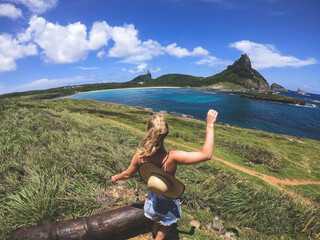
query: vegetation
[
  {"left": 240, "top": 92, "right": 307, "bottom": 105},
  {"left": 284, "top": 185, "right": 320, "bottom": 203},
  {"left": 0, "top": 55, "right": 289, "bottom": 101},
  {"left": 271, "top": 83, "right": 288, "bottom": 91},
  {"left": 0, "top": 96, "right": 319, "bottom": 239}
]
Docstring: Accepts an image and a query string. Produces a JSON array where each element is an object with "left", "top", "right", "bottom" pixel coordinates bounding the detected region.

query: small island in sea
[
  {"left": 297, "top": 88, "right": 310, "bottom": 96},
  {"left": 240, "top": 92, "right": 306, "bottom": 105}
]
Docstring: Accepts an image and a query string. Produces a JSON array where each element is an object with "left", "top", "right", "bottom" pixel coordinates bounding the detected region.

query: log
[{"left": 12, "top": 202, "right": 152, "bottom": 240}]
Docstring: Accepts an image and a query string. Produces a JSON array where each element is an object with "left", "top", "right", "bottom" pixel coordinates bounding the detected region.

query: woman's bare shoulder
[
  {"left": 134, "top": 151, "right": 142, "bottom": 157},
  {"left": 169, "top": 150, "right": 188, "bottom": 160},
  {"left": 133, "top": 151, "right": 143, "bottom": 164}
]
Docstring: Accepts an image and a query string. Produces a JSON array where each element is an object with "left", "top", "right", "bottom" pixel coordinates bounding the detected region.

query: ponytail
[{"left": 140, "top": 115, "right": 168, "bottom": 158}]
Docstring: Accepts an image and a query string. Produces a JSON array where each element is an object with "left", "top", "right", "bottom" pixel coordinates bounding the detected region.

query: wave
[
  {"left": 294, "top": 103, "right": 316, "bottom": 108},
  {"left": 170, "top": 111, "right": 194, "bottom": 118}
]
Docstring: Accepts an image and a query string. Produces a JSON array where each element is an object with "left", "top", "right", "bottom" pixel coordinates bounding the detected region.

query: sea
[{"left": 65, "top": 88, "right": 320, "bottom": 141}]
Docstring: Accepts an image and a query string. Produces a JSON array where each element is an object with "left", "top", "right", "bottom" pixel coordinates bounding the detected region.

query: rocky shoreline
[{"left": 240, "top": 92, "right": 306, "bottom": 106}]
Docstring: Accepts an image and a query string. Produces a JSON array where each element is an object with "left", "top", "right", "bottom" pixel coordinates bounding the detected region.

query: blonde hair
[{"left": 140, "top": 115, "right": 169, "bottom": 158}]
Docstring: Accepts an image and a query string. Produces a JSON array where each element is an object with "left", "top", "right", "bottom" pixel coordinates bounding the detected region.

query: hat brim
[{"left": 138, "top": 162, "right": 185, "bottom": 199}]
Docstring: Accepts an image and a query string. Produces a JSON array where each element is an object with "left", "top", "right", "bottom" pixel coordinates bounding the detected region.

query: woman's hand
[
  {"left": 206, "top": 109, "right": 218, "bottom": 127},
  {"left": 111, "top": 175, "right": 117, "bottom": 183}
]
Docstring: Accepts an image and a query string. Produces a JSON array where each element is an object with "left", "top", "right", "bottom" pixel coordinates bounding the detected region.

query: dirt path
[{"left": 101, "top": 117, "right": 320, "bottom": 197}]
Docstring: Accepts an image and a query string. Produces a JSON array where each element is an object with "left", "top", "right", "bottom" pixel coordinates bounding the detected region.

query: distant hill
[
  {"left": 1, "top": 54, "right": 281, "bottom": 99},
  {"left": 203, "top": 54, "right": 270, "bottom": 91},
  {"left": 130, "top": 54, "right": 271, "bottom": 91}
]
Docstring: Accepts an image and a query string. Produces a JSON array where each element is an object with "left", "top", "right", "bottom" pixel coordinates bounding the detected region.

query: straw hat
[{"left": 138, "top": 162, "right": 185, "bottom": 199}]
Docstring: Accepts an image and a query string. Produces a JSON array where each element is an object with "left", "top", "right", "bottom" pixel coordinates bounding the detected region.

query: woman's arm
[
  {"left": 111, "top": 152, "right": 140, "bottom": 183},
  {"left": 171, "top": 109, "right": 218, "bottom": 165}
]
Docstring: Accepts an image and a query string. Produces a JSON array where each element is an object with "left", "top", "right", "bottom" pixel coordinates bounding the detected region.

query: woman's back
[{"left": 139, "top": 150, "right": 177, "bottom": 176}]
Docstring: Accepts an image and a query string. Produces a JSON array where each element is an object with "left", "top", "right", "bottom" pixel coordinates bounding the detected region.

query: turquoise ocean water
[{"left": 65, "top": 88, "right": 320, "bottom": 141}]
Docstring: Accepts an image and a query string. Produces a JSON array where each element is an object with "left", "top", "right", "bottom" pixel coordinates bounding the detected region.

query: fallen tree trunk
[{"left": 12, "top": 202, "right": 152, "bottom": 240}]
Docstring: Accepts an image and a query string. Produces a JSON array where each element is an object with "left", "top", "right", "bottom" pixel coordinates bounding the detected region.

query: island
[
  {"left": 0, "top": 54, "right": 306, "bottom": 108},
  {"left": 240, "top": 92, "right": 306, "bottom": 106},
  {"left": 297, "top": 88, "right": 310, "bottom": 96}
]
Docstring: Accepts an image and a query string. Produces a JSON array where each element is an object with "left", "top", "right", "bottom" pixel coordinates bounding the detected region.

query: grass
[
  {"left": 0, "top": 97, "right": 319, "bottom": 239},
  {"left": 284, "top": 185, "right": 320, "bottom": 203}
]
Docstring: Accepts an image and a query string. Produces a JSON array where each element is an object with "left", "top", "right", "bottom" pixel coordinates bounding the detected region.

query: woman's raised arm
[{"left": 171, "top": 109, "right": 218, "bottom": 165}]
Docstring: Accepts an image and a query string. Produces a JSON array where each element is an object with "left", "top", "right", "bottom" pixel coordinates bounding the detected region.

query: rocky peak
[
  {"left": 225, "top": 54, "right": 270, "bottom": 91},
  {"left": 233, "top": 54, "right": 251, "bottom": 69}
]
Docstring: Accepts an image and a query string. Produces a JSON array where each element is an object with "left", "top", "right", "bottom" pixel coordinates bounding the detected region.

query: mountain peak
[{"left": 233, "top": 54, "right": 251, "bottom": 69}]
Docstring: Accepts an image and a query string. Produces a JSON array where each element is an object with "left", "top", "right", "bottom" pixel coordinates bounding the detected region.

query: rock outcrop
[
  {"left": 226, "top": 54, "right": 270, "bottom": 91},
  {"left": 130, "top": 72, "right": 153, "bottom": 83},
  {"left": 271, "top": 83, "right": 288, "bottom": 91},
  {"left": 297, "top": 88, "right": 310, "bottom": 96}
]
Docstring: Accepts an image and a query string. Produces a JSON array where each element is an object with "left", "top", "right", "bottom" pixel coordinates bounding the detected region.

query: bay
[{"left": 65, "top": 88, "right": 320, "bottom": 141}]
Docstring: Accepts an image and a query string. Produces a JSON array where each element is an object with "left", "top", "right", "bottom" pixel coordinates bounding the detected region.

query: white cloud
[
  {"left": 0, "top": 34, "right": 37, "bottom": 72},
  {"left": 303, "top": 84, "right": 320, "bottom": 92},
  {"left": 87, "top": 21, "right": 112, "bottom": 50},
  {"left": 229, "top": 40, "right": 317, "bottom": 69},
  {"left": 150, "top": 67, "right": 161, "bottom": 73},
  {"left": 165, "top": 43, "right": 209, "bottom": 58},
  {"left": 136, "top": 63, "right": 147, "bottom": 72},
  {"left": 122, "top": 64, "right": 161, "bottom": 74},
  {"left": 76, "top": 67, "right": 99, "bottom": 70},
  {"left": 7, "top": 0, "right": 58, "bottom": 14},
  {"left": 97, "top": 49, "right": 105, "bottom": 59},
  {"left": 19, "top": 16, "right": 111, "bottom": 64},
  {"left": 108, "top": 24, "right": 164, "bottom": 63},
  {"left": 2, "top": 16, "right": 211, "bottom": 72},
  {"left": 165, "top": 43, "right": 190, "bottom": 58},
  {"left": 0, "top": 3, "right": 22, "bottom": 19},
  {"left": 123, "top": 63, "right": 148, "bottom": 74},
  {"left": 196, "top": 55, "right": 232, "bottom": 67}
]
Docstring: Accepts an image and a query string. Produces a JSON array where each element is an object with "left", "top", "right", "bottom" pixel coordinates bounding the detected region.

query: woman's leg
[
  {"left": 155, "top": 225, "right": 172, "bottom": 240},
  {"left": 152, "top": 218, "right": 161, "bottom": 238}
]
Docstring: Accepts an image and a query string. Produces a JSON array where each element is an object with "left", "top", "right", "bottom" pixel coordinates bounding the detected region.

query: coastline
[{"left": 72, "top": 86, "right": 182, "bottom": 95}]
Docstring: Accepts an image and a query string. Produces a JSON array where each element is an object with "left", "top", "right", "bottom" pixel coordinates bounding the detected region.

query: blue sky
[{"left": 0, "top": 0, "right": 319, "bottom": 94}]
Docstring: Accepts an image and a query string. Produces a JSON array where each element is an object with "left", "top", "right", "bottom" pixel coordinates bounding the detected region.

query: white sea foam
[
  {"left": 170, "top": 111, "right": 194, "bottom": 118},
  {"left": 306, "top": 104, "right": 316, "bottom": 108}
]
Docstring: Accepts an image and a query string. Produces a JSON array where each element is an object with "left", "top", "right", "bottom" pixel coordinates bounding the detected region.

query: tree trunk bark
[{"left": 12, "top": 202, "right": 152, "bottom": 240}]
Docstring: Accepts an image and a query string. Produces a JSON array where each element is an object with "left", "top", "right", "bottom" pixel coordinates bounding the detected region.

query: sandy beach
[{"left": 74, "top": 86, "right": 181, "bottom": 95}]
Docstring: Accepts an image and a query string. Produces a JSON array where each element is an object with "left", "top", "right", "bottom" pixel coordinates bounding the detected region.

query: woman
[{"left": 111, "top": 109, "right": 218, "bottom": 240}]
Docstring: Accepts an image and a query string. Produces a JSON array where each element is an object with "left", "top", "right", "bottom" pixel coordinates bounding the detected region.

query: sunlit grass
[{"left": 0, "top": 97, "right": 319, "bottom": 239}]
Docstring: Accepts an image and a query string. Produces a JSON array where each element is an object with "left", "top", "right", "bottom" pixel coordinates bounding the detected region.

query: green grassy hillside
[{"left": 0, "top": 96, "right": 319, "bottom": 239}]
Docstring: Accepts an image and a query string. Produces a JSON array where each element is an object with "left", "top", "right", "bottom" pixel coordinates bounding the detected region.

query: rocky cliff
[
  {"left": 225, "top": 54, "right": 270, "bottom": 91},
  {"left": 202, "top": 54, "right": 271, "bottom": 91}
]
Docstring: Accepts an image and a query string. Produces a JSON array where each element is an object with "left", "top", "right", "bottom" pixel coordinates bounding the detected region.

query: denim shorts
[{"left": 144, "top": 190, "right": 182, "bottom": 226}]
